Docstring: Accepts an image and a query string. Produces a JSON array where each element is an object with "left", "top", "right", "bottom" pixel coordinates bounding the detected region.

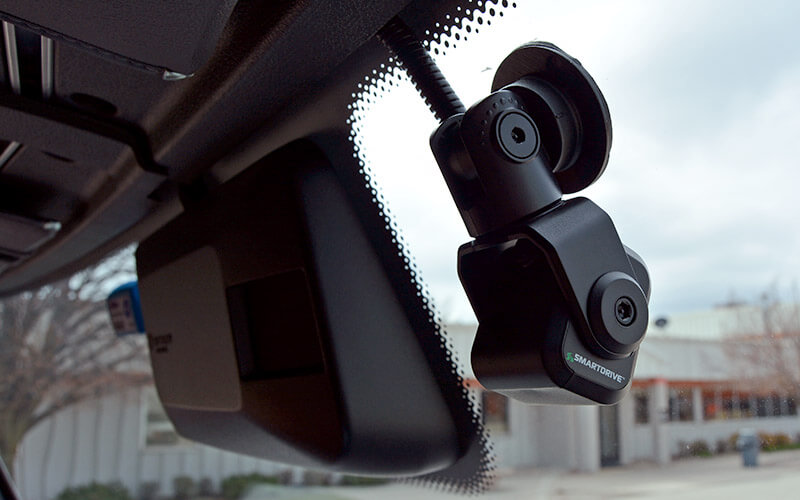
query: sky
[{"left": 357, "top": 0, "right": 800, "bottom": 324}]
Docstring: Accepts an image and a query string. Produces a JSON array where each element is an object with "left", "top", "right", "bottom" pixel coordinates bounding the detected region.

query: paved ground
[{"left": 246, "top": 449, "right": 800, "bottom": 499}]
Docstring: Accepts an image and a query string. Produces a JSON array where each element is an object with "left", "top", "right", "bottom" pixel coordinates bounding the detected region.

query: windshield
[{"left": 3, "top": 1, "right": 800, "bottom": 499}]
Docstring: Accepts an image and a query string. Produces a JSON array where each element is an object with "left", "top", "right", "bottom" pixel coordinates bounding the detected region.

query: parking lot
[
  {"left": 476, "top": 449, "right": 800, "bottom": 499},
  {"left": 247, "top": 449, "right": 800, "bottom": 499}
]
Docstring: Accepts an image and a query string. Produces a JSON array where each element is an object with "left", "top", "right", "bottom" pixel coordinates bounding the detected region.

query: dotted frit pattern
[
  {"left": 422, "top": 0, "right": 517, "bottom": 58},
  {"left": 346, "top": 0, "right": 515, "bottom": 494}
]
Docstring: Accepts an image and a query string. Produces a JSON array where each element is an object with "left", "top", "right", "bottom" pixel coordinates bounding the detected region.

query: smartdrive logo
[{"left": 566, "top": 352, "right": 626, "bottom": 384}]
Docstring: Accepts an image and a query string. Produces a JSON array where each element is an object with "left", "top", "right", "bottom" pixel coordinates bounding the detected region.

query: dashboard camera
[
  {"left": 429, "top": 42, "right": 650, "bottom": 404},
  {"left": 375, "top": 20, "right": 651, "bottom": 406}
]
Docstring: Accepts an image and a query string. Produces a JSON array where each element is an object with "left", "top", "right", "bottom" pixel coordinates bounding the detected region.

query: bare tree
[
  {"left": 0, "top": 249, "right": 150, "bottom": 470},
  {"left": 724, "top": 285, "right": 800, "bottom": 397}
]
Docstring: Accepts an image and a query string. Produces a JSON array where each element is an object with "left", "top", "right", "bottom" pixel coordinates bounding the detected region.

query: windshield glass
[{"left": 3, "top": 1, "right": 800, "bottom": 499}]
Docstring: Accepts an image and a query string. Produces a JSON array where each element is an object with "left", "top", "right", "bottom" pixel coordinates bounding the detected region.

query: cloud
[
  {"left": 358, "top": 0, "right": 800, "bottom": 324},
  {"left": 589, "top": 63, "right": 800, "bottom": 315}
]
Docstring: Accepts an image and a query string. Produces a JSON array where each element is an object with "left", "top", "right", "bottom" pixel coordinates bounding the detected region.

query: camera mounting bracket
[
  {"left": 376, "top": 22, "right": 653, "bottom": 404},
  {"left": 415, "top": 41, "right": 650, "bottom": 404}
]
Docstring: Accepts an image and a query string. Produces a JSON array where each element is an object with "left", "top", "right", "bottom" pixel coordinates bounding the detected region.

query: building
[
  {"left": 13, "top": 306, "right": 800, "bottom": 498},
  {"left": 473, "top": 333, "right": 799, "bottom": 471},
  {"left": 13, "top": 387, "right": 300, "bottom": 500},
  {"left": 448, "top": 303, "right": 800, "bottom": 471}
]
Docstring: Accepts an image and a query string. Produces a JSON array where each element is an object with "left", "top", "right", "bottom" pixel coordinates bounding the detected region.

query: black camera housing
[
  {"left": 459, "top": 200, "right": 650, "bottom": 405},
  {"left": 430, "top": 42, "right": 651, "bottom": 405}
]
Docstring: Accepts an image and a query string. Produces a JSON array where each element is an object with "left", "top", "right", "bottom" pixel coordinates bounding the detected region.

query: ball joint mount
[{"left": 379, "top": 20, "right": 650, "bottom": 405}]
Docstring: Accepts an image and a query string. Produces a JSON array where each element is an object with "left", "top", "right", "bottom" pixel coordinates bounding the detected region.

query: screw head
[
  {"left": 589, "top": 272, "right": 648, "bottom": 357},
  {"left": 614, "top": 297, "right": 636, "bottom": 326},
  {"left": 495, "top": 110, "right": 539, "bottom": 162}
]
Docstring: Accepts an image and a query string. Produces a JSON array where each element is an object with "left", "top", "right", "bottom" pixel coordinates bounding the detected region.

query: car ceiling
[{"left": 0, "top": 0, "right": 449, "bottom": 295}]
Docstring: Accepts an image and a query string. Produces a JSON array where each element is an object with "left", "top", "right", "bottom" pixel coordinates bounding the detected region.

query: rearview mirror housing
[{"left": 136, "top": 141, "right": 463, "bottom": 475}]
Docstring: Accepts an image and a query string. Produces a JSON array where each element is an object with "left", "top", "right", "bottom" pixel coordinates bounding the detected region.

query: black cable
[{"left": 377, "top": 16, "right": 465, "bottom": 122}]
